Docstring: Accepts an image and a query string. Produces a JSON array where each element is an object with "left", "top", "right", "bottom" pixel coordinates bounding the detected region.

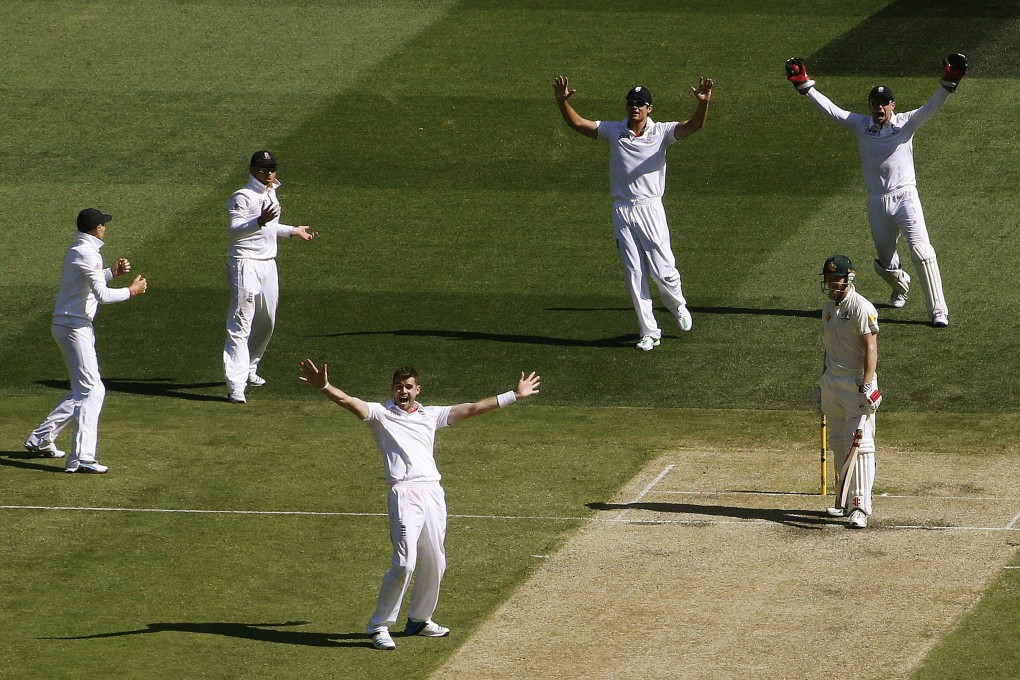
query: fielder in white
[
  {"left": 298, "top": 360, "right": 540, "bottom": 651},
  {"left": 553, "top": 75, "right": 713, "bottom": 350},
  {"left": 24, "top": 208, "right": 148, "bottom": 473},
  {"left": 813, "top": 255, "right": 882, "bottom": 529},
  {"left": 224, "top": 150, "right": 317, "bottom": 403},
  {"left": 786, "top": 54, "right": 969, "bottom": 328}
]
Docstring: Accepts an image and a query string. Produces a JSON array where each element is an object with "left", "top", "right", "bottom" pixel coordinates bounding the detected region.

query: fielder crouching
[{"left": 814, "top": 255, "right": 881, "bottom": 529}]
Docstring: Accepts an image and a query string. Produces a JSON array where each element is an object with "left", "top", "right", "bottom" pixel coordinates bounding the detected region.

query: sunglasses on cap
[{"left": 626, "top": 99, "right": 650, "bottom": 108}]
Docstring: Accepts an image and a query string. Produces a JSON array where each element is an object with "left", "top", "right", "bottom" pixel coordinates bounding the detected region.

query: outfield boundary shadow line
[
  {"left": 42, "top": 621, "right": 375, "bottom": 648},
  {"left": 313, "top": 329, "right": 636, "bottom": 348},
  {"left": 587, "top": 501, "right": 830, "bottom": 530},
  {"left": 35, "top": 378, "right": 228, "bottom": 402}
]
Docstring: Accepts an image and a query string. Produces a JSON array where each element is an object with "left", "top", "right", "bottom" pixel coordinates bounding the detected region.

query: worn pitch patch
[{"left": 432, "top": 448, "right": 1020, "bottom": 680}]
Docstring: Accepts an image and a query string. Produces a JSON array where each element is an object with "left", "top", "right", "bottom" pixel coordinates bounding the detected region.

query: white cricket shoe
[
  {"left": 932, "top": 311, "right": 949, "bottom": 328},
  {"left": 847, "top": 510, "right": 868, "bottom": 529},
  {"left": 248, "top": 374, "right": 267, "bottom": 387},
  {"left": 403, "top": 618, "right": 450, "bottom": 638},
  {"left": 635, "top": 336, "right": 660, "bottom": 352},
  {"left": 65, "top": 460, "right": 109, "bottom": 474},
  {"left": 24, "top": 439, "right": 66, "bottom": 459},
  {"left": 676, "top": 305, "right": 693, "bottom": 332},
  {"left": 825, "top": 507, "right": 846, "bottom": 517},
  {"left": 371, "top": 629, "right": 396, "bottom": 650},
  {"left": 228, "top": 393, "right": 247, "bottom": 404},
  {"left": 889, "top": 291, "right": 908, "bottom": 308}
]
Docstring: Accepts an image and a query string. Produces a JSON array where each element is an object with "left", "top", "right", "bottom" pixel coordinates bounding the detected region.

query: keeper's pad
[
  {"left": 910, "top": 243, "right": 948, "bottom": 317},
  {"left": 873, "top": 259, "right": 910, "bottom": 296}
]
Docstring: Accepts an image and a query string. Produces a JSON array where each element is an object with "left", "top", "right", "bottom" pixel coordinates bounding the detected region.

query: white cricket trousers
[
  {"left": 821, "top": 372, "right": 877, "bottom": 515},
  {"left": 612, "top": 198, "right": 687, "bottom": 340},
  {"left": 223, "top": 258, "right": 278, "bottom": 396},
  {"left": 28, "top": 324, "right": 106, "bottom": 466},
  {"left": 367, "top": 482, "right": 447, "bottom": 633}
]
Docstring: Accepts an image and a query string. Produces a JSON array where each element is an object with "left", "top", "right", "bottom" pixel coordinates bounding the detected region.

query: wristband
[
  {"left": 321, "top": 382, "right": 331, "bottom": 392},
  {"left": 496, "top": 391, "right": 517, "bottom": 408}
]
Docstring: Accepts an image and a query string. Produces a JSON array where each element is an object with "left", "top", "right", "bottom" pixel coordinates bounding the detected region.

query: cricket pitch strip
[{"left": 433, "top": 448, "right": 1020, "bottom": 679}]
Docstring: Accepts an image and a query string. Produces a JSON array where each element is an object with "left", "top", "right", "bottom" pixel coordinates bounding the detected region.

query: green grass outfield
[{"left": 1, "top": 1, "right": 1018, "bottom": 677}]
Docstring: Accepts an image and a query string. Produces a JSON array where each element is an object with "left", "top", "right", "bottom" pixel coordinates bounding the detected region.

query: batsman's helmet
[{"left": 821, "top": 254, "right": 855, "bottom": 298}]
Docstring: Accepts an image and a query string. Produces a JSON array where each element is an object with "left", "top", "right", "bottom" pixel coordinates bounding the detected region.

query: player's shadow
[
  {"left": 42, "top": 621, "right": 376, "bottom": 649},
  {"left": 587, "top": 501, "right": 832, "bottom": 530},
  {"left": 0, "top": 450, "right": 67, "bottom": 473},
  {"left": 315, "top": 328, "right": 636, "bottom": 348},
  {"left": 36, "top": 378, "right": 228, "bottom": 402}
]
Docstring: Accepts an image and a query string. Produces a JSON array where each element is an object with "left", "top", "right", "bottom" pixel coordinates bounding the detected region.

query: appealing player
[
  {"left": 812, "top": 255, "right": 881, "bottom": 529},
  {"left": 786, "top": 54, "right": 968, "bottom": 328},
  {"left": 223, "top": 150, "right": 317, "bottom": 403},
  {"left": 24, "top": 208, "right": 148, "bottom": 473},
  {"left": 298, "top": 360, "right": 541, "bottom": 651},
  {"left": 553, "top": 75, "right": 713, "bottom": 350}
]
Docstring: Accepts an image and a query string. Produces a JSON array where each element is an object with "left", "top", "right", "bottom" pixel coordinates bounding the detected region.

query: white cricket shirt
[
  {"left": 595, "top": 119, "right": 680, "bottom": 200},
  {"left": 52, "top": 232, "right": 131, "bottom": 328},
  {"left": 226, "top": 175, "right": 296, "bottom": 260},
  {"left": 807, "top": 87, "right": 950, "bottom": 197},
  {"left": 823, "top": 287, "right": 879, "bottom": 379},
  {"left": 364, "top": 401, "right": 453, "bottom": 485}
]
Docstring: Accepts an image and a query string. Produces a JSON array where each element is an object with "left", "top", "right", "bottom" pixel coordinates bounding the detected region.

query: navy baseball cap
[
  {"left": 250, "top": 150, "right": 278, "bottom": 168},
  {"left": 77, "top": 208, "right": 112, "bottom": 232},
  {"left": 626, "top": 86, "right": 653, "bottom": 105},
  {"left": 868, "top": 85, "right": 894, "bottom": 102}
]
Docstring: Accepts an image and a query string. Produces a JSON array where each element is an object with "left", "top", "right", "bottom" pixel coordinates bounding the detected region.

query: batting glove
[
  {"left": 785, "top": 57, "right": 815, "bottom": 94},
  {"left": 941, "top": 53, "right": 968, "bottom": 92},
  {"left": 812, "top": 385, "right": 823, "bottom": 416},
  {"left": 859, "top": 383, "right": 882, "bottom": 413}
]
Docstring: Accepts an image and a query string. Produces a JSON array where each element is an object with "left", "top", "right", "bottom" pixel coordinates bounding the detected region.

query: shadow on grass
[
  {"left": 35, "top": 378, "right": 228, "bottom": 402},
  {"left": 315, "top": 328, "right": 637, "bottom": 348},
  {"left": 43, "top": 620, "right": 376, "bottom": 649},
  {"left": 587, "top": 501, "right": 832, "bottom": 530},
  {"left": 547, "top": 305, "right": 824, "bottom": 320},
  {"left": 0, "top": 451, "right": 66, "bottom": 473}
]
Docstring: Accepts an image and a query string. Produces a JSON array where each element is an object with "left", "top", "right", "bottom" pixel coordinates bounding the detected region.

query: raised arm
[
  {"left": 299, "top": 359, "right": 370, "bottom": 420},
  {"left": 447, "top": 371, "right": 541, "bottom": 426},
  {"left": 675, "top": 76, "right": 713, "bottom": 139},
  {"left": 553, "top": 76, "right": 598, "bottom": 140}
]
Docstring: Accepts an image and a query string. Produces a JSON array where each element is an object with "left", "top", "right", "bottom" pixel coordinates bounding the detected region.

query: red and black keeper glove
[
  {"left": 941, "top": 53, "right": 968, "bottom": 92},
  {"left": 785, "top": 57, "right": 815, "bottom": 94}
]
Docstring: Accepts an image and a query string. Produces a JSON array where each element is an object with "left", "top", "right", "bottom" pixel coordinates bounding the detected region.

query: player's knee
[{"left": 910, "top": 242, "right": 937, "bottom": 264}]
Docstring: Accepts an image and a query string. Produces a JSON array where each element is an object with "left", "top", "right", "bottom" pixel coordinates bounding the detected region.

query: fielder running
[
  {"left": 813, "top": 255, "right": 881, "bottom": 529},
  {"left": 298, "top": 360, "right": 541, "bottom": 651},
  {"left": 24, "top": 208, "right": 148, "bottom": 473},
  {"left": 224, "top": 150, "right": 317, "bottom": 403},
  {"left": 553, "top": 75, "right": 713, "bottom": 350},
  {"left": 786, "top": 54, "right": 968, "bottom": 328}
]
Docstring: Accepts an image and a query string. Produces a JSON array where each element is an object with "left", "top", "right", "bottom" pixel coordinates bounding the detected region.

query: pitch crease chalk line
[
  {"left": 660, "top": 490, "right": 1020, "bottom": 502},
  {"left": 0, "top": 505, "right": 584, "bottom": 522},
  {"left": 614, "top": 464, "right": 675, "bottom": 522}
]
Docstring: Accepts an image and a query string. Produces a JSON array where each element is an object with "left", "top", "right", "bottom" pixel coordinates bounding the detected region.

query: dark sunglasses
[
  {"left": 254, "top": 166, "right": 278, "bottom": 173},
  {"left": 626, "top": 99, "right": 649, "bottom": 109}
]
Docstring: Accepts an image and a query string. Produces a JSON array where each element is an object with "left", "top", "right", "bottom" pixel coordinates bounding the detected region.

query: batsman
[
  {"left": 786, "top": 53, "right": 968, "bottom": 328},
  {"left": 814, "top": 255, "right": 881, "bottom": 529}
]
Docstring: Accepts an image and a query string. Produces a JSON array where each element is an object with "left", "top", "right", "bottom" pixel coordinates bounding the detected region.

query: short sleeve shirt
[
  {"left": 364, "top": 401, "right": 453, "bottom": 485},
  {"left": 823, "top": 289, "right": 879, "bottom": 378},
  {"left": 595, "top": 119, "right": 679, "bottom": 200}
]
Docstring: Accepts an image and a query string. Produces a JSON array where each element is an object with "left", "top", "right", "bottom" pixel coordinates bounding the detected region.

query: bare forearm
[
  {"left": 558, "top": 100, "right": 598, "bottom": 139},
  {"left": 676, "top": 99, "right": 709, "bottom": 138}
]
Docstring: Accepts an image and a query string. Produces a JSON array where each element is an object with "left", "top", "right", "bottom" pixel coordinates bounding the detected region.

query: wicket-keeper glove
[
  {"left": 860, "top": 383, "right": 882, "bottom": 413},
  {"left": 941, "top": 53, "right": 968, "bottom": 92},
  {"left": 785, "top": 57, "right": 815, "bottom": 94}
]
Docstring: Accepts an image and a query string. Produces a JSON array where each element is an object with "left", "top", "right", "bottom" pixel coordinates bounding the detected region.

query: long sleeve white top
[
  {"left": 226, "top": 175, "right": 295, "bottom": 260},
  {"left": 52, "top": 232, "right": 131, "bottom": 328},
  {"left": 807, "top": 87, "right": 949, "bottom": 197}
]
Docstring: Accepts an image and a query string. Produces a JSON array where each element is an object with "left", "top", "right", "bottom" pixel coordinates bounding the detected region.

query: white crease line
[
  {"left": 615, "top": 464, "right": 675, "bottom": 523},
  {"left": 0, "top": 505, "right": 584, "bottom": 522},
  {"left": 658, "top": 490, "right": 1020, "bottom": 501},
  {"left": 1005, "top": 508, "right": 1020, "bottom": 530}
]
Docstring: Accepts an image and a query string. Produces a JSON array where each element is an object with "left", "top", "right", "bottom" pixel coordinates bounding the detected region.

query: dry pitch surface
[{"left": 434, "top": 447, "right": 1020, "bottom": 679}]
